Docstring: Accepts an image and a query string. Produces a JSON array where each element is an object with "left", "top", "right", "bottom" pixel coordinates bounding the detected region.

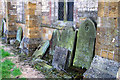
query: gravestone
[
  {"left": 33, "top": 40, "right": 50, "bottom": 58},
  {"left": 58, "top": 28, "right": 75, "bottom": 52},
  {"left": 50, "top": 30, "right": 60, "bottom": 55},
  {"left": 1, "top": 19, "right": 7, "bottom": 37},
  {"left": 83, "top": 55, "right": 120, "bottom": 78},
  {"left": 73, "top": 19, "right": 96, "bottom": 69},
  {"left": 57, "top": 28, "right": 75, "bottom": 66},
  {"left": 1, "top": 20, "right": 4, "bottom": 36},
  {"left": 52, "top": 46, "right": 70, "bottom": 70},
  {"left": 16, "top": 27, "right": 23, "bottom": 42}
]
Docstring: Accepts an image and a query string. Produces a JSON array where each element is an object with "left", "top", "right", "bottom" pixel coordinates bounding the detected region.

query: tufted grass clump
[
  {"left": 1, "top": 59, "right": 22, "bottom": 78},
  {"left": 0, "top": 49, "right": 10, "bottom": 59}
]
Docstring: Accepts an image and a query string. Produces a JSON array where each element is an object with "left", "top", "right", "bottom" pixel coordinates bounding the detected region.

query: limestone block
[
  {"left": 119, "top": 1, "right": 120, "bottom": 17},
  {"left": 42, "top": 16, "right": 50, "bottom": 25},
  {"left": 27, "top": 2, "right": 36, "bottom": 9},
  {"left": 8, "top": 22, "right": 16, "bottom": 26},
  {"left": 35, "top": 10, "right": 42, "bottom": 15},
  {"left": 24, "top": 27, "right": 41, "bottom": 38},
  {"left": 114, "top": 55, "right": 120, "bottom": 62},
  {"left": 25, "top": 15, "right": 38, "bottom": 20},
  {"left": 96, "top": 17, "right": 119, "bottom": 61},
  {"left": 26, "top": 20, "right": 39, "bottom": 27},
  {"left": 109, "top": 2, "right": 118, "bottom": 17},
  {"left": 108, "top": 52, "right": 114, "bottom": 60},
  {"left": 98, "top": 2, "right": 119, "bottom": 17},
  {"left": 6, "top": 34, "right": 16, "bottom": 38},
  {"left": 8, "top": 15, "right": 17, "bottom": 20},
  {"left": 7, "top": 25, "right": 17, "bottom": 31},
  {"left": 26, "top": 34, "right": 41, "bottom": 38},
  {"left": 25, "top": 9, "right": 35, "bottom": 15}
]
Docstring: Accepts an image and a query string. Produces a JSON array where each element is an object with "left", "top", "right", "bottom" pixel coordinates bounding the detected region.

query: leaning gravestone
[
  {"left": 16, "top": 27, "right": 23, "bottom": 42},
  {"left": 58, "top": 27, "right": 75, "bottom": 51},
  {"left": 32, "top": 40, "right": 50, "bottom": 58},
  {"left": 1, "top": 19, "right": 7, "bottom": 37},
  {"left": 1, "top": 20, "right": 4, "bottom": 36},
  {"left": 73, "top": 19, "right": 96, "bottom": 69},
  {"left": 57, "top": 27, "right": 75, "bottom": 66},
  {"left": 52, "top": 46, "right": 70, "bottom": 70},
  {"left": 50, "top": 30, "right": 60, "bottom": 55}
]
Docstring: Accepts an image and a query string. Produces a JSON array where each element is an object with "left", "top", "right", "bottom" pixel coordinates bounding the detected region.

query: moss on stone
[{"left": 73, "top": 19, "right": 96, "bottom": 69}]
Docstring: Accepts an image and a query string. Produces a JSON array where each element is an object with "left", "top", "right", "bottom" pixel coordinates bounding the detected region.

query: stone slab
[
  {"left": 83, "top": 55, "right": 120, "bottom": 78},
  {"left": 52, "top": 46, "right": 70, "bottom": 70},
  {"left": 16, "top": 27, "right": 23, "bottom": 42},
  {"left": 73, "top": 19, "right": 96, "bottom": 69},
  {"left": 33, "top": 40, "right": 50, "bottom": 58},
  {"left": 57, "top": 28, "right": 75, "bottom": 52},
  {"left": 50, "top": 30, "right": 60, "bottom": 55}
]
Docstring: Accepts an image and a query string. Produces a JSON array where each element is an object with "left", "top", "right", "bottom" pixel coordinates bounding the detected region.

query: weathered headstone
[
  {"left": 57, "top": 28, "right": 75, "bottom": 66},
  {"left": 52, "top": 46, "right": 70, "bottom": 70},
  {"left": 1, "top": 20, "right": 4, "bottom": 36},
  {"left": 16, "top": 27, "right": 23, "bottom": 42},
  {"left": 73, "top": 19, "right": 96, "bottom": 69},
  {"left": 83, "top": 55, "right": 120, "bottom": 78},
  {"left": 3, "top": 19, "right": 7, "bottom": 35},
  {"left": 1, "top": 19, "right": 7, "bottom": 37},
  {"left": 32, "top": 40, "right": 50, "bottom": 58},
  {"left": 19, "top": 37, "right": 24, "bottom": 49},
  {"left": 58, "top": 28, "right": 75, "bottom": 52},
  {"left": 50, "top": 30, "right": 60, "bottom": 55}
]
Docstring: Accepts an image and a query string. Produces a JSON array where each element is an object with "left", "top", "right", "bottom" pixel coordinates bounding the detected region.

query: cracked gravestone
[
  {"left": 52, "top": 46, "right": 70, "bottom": 70},
  {"left": 32, "top": 40, "right": 50, "bottom": 58},
  {"left": 50, "top": 30, "right": 60, "bottom": 55},
  {"left": 73, "top": 19, "right": 96, "bottom": 69}
]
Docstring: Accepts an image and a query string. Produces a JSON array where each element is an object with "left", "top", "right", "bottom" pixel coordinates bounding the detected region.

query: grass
[
  {"left": 0, "top": 49, "right": 22, "bottom": 79},
  {"left": 1, "top": 59, "right": 15, "bottom": 78},
  {"left": 0, "top": 49, "right": 11, "bottom": 59},
  {"left": 11, "top": 66, "right": 22, "bottom": 76},
  {"left": 1, "top": 59, "right": 22, "bottom": 78}
]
